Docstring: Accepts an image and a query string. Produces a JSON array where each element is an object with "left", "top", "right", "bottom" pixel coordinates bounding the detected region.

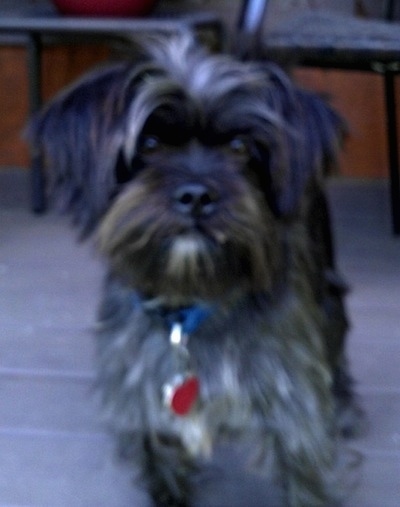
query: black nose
[{"left": 173, "top": 183, "right": 219, "bottom": 217}]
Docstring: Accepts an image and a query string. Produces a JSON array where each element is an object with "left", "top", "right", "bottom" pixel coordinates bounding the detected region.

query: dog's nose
[{"left": 173, "top": 183, "right": 219, "bottom": 217}]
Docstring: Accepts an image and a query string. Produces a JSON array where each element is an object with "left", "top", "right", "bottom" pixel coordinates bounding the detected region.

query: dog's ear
[
  {"left": 263, "top": 69, "right": 346, "bottom": 217},
  {"left": 27, "top": 63, "right": 134, "bottom": 236}
]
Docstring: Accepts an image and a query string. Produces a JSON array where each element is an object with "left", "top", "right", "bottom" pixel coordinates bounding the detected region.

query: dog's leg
[
  {"left": 307, "top": 184, "right": 364, "bottom": 437},
  {"left": 270, "top": 382, "right": 338, "bottom": 506},
  {"left": 141, "top": 433, "right": 194, "bottom": 507},
  {"left": 116, "top": 431, "right": 193, "bottom": 506}
]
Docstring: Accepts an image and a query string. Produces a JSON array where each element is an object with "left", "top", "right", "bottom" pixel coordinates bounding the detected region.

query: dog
[{"left": 29, "top": 34, "right": 362, "bottom": 506}]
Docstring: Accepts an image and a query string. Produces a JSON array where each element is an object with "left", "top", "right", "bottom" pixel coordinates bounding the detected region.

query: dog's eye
[
  {"left": 139, "top": 135, "right": 161, "bottom": 154},
  {"left": 228, "top": 137, "right": 249, "bottom": 156}
]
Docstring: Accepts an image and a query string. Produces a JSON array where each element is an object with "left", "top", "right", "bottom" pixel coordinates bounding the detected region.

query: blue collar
[
  {"left": 132, "top": 293, "right": 213, "bottom": 335},
  {"left": 163, "top": 306, "right": 213, "bottom": 335}
]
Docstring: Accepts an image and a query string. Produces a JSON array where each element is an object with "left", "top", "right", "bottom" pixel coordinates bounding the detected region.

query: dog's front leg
[
  {"left": 139, "top": 433, "right": 195, "bottom": 507},
  {"left": 116, "top": 430, "right": 192, "bottom": 506},
  {"left": 273, "top": 403, "right": 339, "bottom": 507}
]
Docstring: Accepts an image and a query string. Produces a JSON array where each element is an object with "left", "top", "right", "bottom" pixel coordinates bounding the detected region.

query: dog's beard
[{"left": 97, "top": 168, "right": 281, "bottom": 303}]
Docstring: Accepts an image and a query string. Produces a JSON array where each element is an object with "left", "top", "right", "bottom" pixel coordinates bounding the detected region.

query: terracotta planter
[{"left": 52, "top": 0, "right": 158, "bottom": 17}]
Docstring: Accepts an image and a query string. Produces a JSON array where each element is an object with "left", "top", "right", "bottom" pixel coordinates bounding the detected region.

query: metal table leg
[
  {"left": 384, "top": 71, "right": 400, "bottom": 235},
  {"left": 27, "top": 32, "right": 46, "bottom": 213}
]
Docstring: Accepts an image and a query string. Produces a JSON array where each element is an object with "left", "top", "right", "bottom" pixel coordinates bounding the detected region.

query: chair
[{"left": 236, "top": 0, "right": 400, "bottom": 235}]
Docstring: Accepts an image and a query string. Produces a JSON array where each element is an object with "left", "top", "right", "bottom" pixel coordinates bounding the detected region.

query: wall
[
  {"left": 0, "top": 43, "right": 110, "bottom": 168},
  {"left": 0, "top": 47, "right": 29, "bottom": 166},
  {"left": 294, "top": 68, "right": 395, "bottom": 179}
]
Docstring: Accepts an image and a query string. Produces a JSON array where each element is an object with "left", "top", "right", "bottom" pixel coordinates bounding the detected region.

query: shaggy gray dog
[{"left": 30, "top": 35, "right": 362, "bottom": 506}]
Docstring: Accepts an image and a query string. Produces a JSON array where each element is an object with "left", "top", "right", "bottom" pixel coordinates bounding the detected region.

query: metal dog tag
[
  {"left": 163, "top": 373, "right": 200, "bottom": 416},
  {"left": 163, "top": 322, "right": 200, "bottom": 416}
]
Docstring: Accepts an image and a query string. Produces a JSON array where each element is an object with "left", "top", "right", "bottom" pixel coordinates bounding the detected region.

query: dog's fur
[{"left": 29, "top": 35, "right": 362, "bottom": 506}]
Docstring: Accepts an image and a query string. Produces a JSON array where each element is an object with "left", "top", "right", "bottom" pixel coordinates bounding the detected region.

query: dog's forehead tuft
[
  {"left": 143, "top": 34, "right": 268, "bottom": 101},
  {"left": 123, "top": 35, "right": 289, "bottom": 158}
]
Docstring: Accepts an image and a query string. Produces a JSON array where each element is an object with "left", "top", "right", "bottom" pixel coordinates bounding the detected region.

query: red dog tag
[{"left": 163, "top": 374, "right": 199, "bottom": 416}]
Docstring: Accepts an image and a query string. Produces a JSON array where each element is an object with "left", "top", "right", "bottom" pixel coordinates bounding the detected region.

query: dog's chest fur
[{"left": 96, "top": 276, "right": 330, "bottom": 460}]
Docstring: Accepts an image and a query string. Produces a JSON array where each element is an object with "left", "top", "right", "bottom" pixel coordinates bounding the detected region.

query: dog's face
[
  {"left": 31, "top": 35, "right": 343, "bottom": 303},
  {"left": 98, "top": 88, "right": 283, "bottom": 302}
]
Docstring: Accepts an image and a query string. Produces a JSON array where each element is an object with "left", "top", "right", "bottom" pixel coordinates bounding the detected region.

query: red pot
[{"left": 53, "top": 0, "right": 158, "bottom": 17}]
